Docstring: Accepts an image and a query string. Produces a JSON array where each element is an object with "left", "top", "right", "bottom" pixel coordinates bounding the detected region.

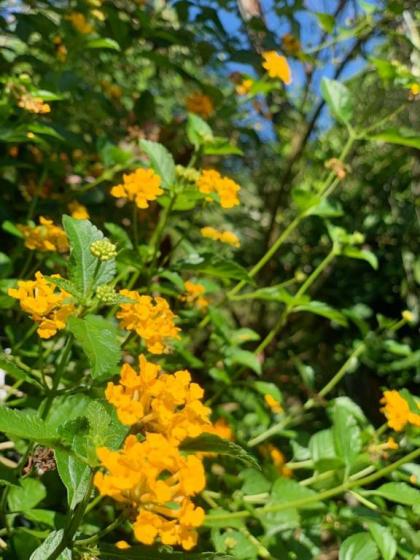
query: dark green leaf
[
  {"left": 177, "top": 255, "right": 251, "bottom": 282},
  {"left": 367, "top": 129, "right": 420, "bottom": 150},
  {"left": 8, "top": 478, "right": 46, "bottom": 512},
  {"left": 55, "top": 449, "right": 91, "bottom": 509},
  {"left": 341, "top": 247, "right": 378, "bottom": 270},
  {"left": 293, "top": 301, "right": 348, "bottom": 326},
  {"left": 0, "top": 407, "right": 58, "bottom": 443},
  {"left": 369, "top": 482, "right": 420, "bottom": 506},
  {"left": 225, "top": 348, "right": 262, "bottom": 375},
  {"left": 140, "top": 139, "right": 176, "bottom": 189},
  {"left": 339, "top": 533, "right": 379, "bottom": 560}
]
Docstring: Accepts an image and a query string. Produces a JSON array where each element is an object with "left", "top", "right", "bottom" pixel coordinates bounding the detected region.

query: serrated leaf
[
  {"left": 369, "top": 482, "right": 420, "bottom": 505},
  {"left": 68, "top": 315, "right": 121, "bottom": 380},
  {"left": 339, "top": 532, "right": 379, "bottom": 560},
  {"left": 62, "top": 216, "right": 115, "bottom": 297},
  {"left": 366, "top": 522, "right": 397, "bottom": 560},
  {"left": 180, "top": 433, "right": 260, "bottom": 469},
  {"left": 29, "top": 530, "right": 64, "bottom": 560},
  {"left": 47, "top": 276, "right": 82, "bottom": 300},
  {"left": 0, "top": 407, "right": 58, "bottom": 443},
  {"left": 321, "top": 78, "right": 353, "bottom": 123},
  {"left": 140, "top": 139, "right": 176, "bottom": 188},
  {"left": 8, "top": 478, "right": 46, "bottom": 512},
  {"left": 55, "top": 449, "right": 91, "bottom": 509},
  {"left": 187, "top": 113, "right": 213, "bottom": 148},
  {"left": 293, "top": 301, "right": 348, "bottom": 326}
]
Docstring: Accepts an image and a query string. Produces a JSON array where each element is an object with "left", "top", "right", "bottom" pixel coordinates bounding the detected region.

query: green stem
[
  {"left": 74, "top": 511, "right": 126, "bottom": 546},
  {"left": 148, "top": 193, "right": 177, "bottom": 276},
  {"left": 132, "top": 203, "right": 139, "bottom": 248},
  {"left": 304, "top": 340, "right": 366, "bottom": 409},
  {"left": 41, "top": 334, "right": 73, "bottom": 420},
  {"left": 204, "top": 448, "right": 420, "bottom": 524}
]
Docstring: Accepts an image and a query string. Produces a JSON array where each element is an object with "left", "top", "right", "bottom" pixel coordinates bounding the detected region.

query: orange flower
[
  {"left": 117, "top": 290, "right": 180, "bottom": 353},
  {"left": 262, "top": 51, "right": 292, "bottom": 84},
  {"left": 111, "top": 169, "right": 163, "bottom": 209},
  {"left": 186, "top": 93, "right": 214, "bottom": 118},
  {"left": 68, "top": 12, "right": 93, "bottom": 34},
  {"left": 68, "top": 201, "right": 89, "bottom": 220},
  {"left": 17, "top": 217, "right": 69, "bottom": 253},
  {"left": 197, "top": 169, "right": 240, "bottom": 209},
  {"left": 18, "top": 94, "right": 50, "bottom": 114},
  {"left": 259, "top": 443, "right": 292, "bottom": 477},
  {"left": 8, "top": 272, "right": 75, "bottom": 339},
  {"left": 200, "top": 226, "right": 240, "bottom": 248},
  {"left": 94, "top": 433, "right": 206, "bottom": 550},
  {"left": 105, "top": 354, "right": 211, "bottom": 443},
  {"left": 236, "top": 79, "right": 253, "bottom": 96},
  {"left": 380, "top": 390, "right": 420, "bottom": 431},
  {"left": 182, "top": 281, "right": 208, "bottom": 310},
  {"left": 264, "top": 394, "right": 283, "bottom": 414},
  {"left": 209, "top": 418, "right": 234, "bottom": 441}
]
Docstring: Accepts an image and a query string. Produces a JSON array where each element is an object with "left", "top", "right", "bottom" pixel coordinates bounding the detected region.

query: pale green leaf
[
  {"left": 55, "top": 449, "right": 91, "bottom": 509},
  {"left": 321, "top": 78, "right": 353, "bottom": 123},
  {"left": 339, "top": 533, "right": 379, "bottom": 560},
  {"left": 140, "top": 139, "right": 176, "bottom": 188}
]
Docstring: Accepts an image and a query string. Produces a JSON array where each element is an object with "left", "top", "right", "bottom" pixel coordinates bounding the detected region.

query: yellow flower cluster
[
  {"left": 18, "top": 217, "right": 69, "bottom": 253},
  {"left": 197, "top": 169, "right": 240, "bottom": 209},
  {"left": 182, "top": 281, "right": 208, "bottom": 310},
  {"left": 95, "top": 355, "right": 212, "bottom": 549},
  {"left": 264, "top": 394, "right": 283, "bottom": 414},
  {"left": 262, "top": 51, "right": 292, "bottom": 84},
  {"left": 186, "top": 92, "right": 214, "bottom": 118},
  {"left": 380, "top": 390, "right": 420, "bottom": 432},
  {"left": 259, "top": 444, "right": 293, "bottom": 478},
  {"left": 111, "top": 169, "right": 163, "bottom": 209},
  {"left": 18, "top": 94, "right": 50, "bottom": 114},
  {"left": 236, "top": 78, "right": 253, "bottom": 96},
  {"left": 200, "top": 226, "right": 240, "bottom": 248},
  {"left": 68, "top": 201, "right": 89, "bottom": 220},
  {"left": 68, "top": 12, "right": 93, "bottom": 34},
  {"left": 105, "top": 354, "right": 211, "bottom": 441},
  {"left": 117, "top": 290, "right": 180, "bottom": 354},
  {"left": 8, "top": 272, "right": 75, "bottom": 339}
]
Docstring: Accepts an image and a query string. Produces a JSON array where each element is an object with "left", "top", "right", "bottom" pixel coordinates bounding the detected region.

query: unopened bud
[
  {"left": 402, "top": 310, "right": 414, "bottom": 322},
  {"left": 90, "top": 239, "right": 117, "bottom": 261},
  {"left": 96, "top": 285, "right": 118, "bottom": 304}
]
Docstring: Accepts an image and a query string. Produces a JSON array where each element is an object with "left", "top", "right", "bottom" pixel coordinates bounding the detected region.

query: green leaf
[
  {"left": 204, "top": 509, "right": 245, "bottom": 529},
  {"left": 177, "top": 255, "right": 251, "bottom": 282},
  {"left": 240, "top": 468, "right": 271, "bottom": 495},
  {"left": 98, "top": 543, "right": 233, "bottom": 559},
  {"left": 253, "top": 381, "right": 282, "bottom": 402},
  {"left": 204, "top": 138, "right": 243, "bottom": 156},
  {"left": 187, "top": 113, "right": 213, "bottom": 148},
  {"left": 0, "top": 463, "right": 18, "bottom": 486},
  {"left": 367, "top": 129, "right": 420, "bottom": 150},
  {"left": 140, "top": 139, "right": 176, "bottom": 189},
  {"left": 62, "top": 216, "right": 116, "bottom": 297},
  {"left": 0, "top": 407, "right": 58, "bottom": 443},
  {"left": 29, "top": 530, "right": 64, "bottom": 560},
  {"left": 339, "top": 533, "right": 379, "bottom": 560},
  {"left": 68, "top": 315, "right": 121, "bottom": 380},
  {"left": 105, "top": 222, "right": 133, "bottom": 250},
  {"left": 292, "top": 301, "right": 348, "bottom": 326},
  {"left": 8, "top": 478, "right": 46, "bottom": 512},
  {"left": 180, "top": 433, "right": 260, "bottom": 469},
  {"left": 366, "top": 522, "right": 397, "bottom": 560},
  {"left": 369, "top": 482, "right": 420, "bottom": 505},
  {"left": 309, "top": 429, "right": 344, "bottom": 471},
  {"left": 225, "top": 348, "right": 261, "bottom": 375},
  {"left": 55, "top": 449, "right": 91, "bottom": 509},
  {"left": 341, "top": 247, "right": 378, "bottom": 270},
  {"left": 333, "top": 403, "right": 361, "bottom": 467},
  {"left": 315, "top": 12, "right": 335, "bottom": 33},
  {"left": 321, "top": 78, "right": 353, "bottom": 123},
  {"left": 0, "top": 353, "right": 42, "bottom": 388},
  {"left": 269, "top": 478, "right": 320, "bottom": 509},
  {"left": 86, "top": 37, "right": 120, "bottom": 50},
  {"left": 213, "top": 529, "right": 258, "bottom": 559}
]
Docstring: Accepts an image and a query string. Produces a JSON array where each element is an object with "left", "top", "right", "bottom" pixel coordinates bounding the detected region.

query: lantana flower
[
  {"left": 197, "top": 169, "right": 240, "bottom": 209},
  {"left": 17, "top": 217, "right": 69, "bottom": 253},
  {"left": 200, "top": 226, "right": 240, "bottom": 248},
  {"left": 111, "top": 169, "right": 163, "bottom": 209},
  {"left": 380, "top": 390, "right": 420, "bottom": 431},
  {"left": 262, "top": 51, "right": 292, "bottom": 84}
]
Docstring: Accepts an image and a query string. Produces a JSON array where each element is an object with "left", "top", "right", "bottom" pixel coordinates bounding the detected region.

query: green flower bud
[
  {"left": 175, "top": 165, "right": 200, "bottom": 183},
  {"left": 96, "top": 284, "right": 118, "bottom": 304},
  {"left": 90, "top": 239, "right": 117, "bottom": 261}
]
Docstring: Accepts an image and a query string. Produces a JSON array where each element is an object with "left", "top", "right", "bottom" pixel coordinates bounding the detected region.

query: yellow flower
[
  {"left": 262, "top": 51, "right": 292, "bottom": 84},
  {"left": 94, "top": 432, "right": 206, "bottom": 550},
  {"left": 117, "top": 290, "right": 180, "bottom": 354},
  {"left": 182, "top": 281, "right": 208, "bottom": 310},
  {"left": 402, "top": 310, "right": 414, "bottom": 322},
  {"left": 68, "top": 201, "right": 89, "bottom": 220},
  {"left": 197, "top": 169, "right": 240, "bottom": 208},
  {"left": 380, "top": 390, "right": 420, "bottom": 432},
  {"left": 236, "top": 79, "right": 253, "bottom": 96},
  {"left": 200, "top": 227, "right": 240, "bottom": 248},
  {"left": 209, "top": 418, "right": 234, "bottom": 441},
  {"left": 409, "top": 83, "right": 419, "bottom": 96},
  {"left": 264, "top": 394, "right": 283, "bottom": 414},
  {"left": 68, "top": 12, "right": 93, "bottom": 34},
  {"left": 385, "top": 437, "right": 398, "bottom": 450},
  {"left": 115, "top": 541, "right": 130, "bottom": 549},
  {"left": 111, "top": 169, "right": 163, "bottom": 209},
  {"left": 259, "top": 444, "right": 292, "bottom": 477},
  {"left": 8, "top": 271, "right": 75, "bottom": 339},
  {"left": 186, "top": 93, "right": 214, "bottom": 118},
  {"left": 105, "top": 354, "right": 211, "bottom": 443},
  {"left": 17, "top": 217, "right": 69, "bottom": 253},
  {"left": 18, "top": 94, "right": 50, "bottom": 114}
]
